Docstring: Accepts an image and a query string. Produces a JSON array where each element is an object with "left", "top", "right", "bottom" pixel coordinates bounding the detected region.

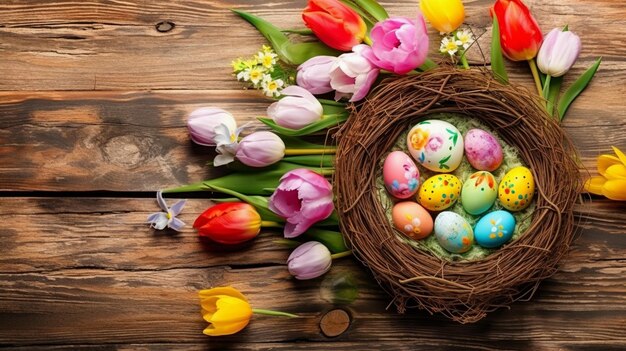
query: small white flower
[
  {"left": 256, "top": 51, "right": 278, "bottom": 70},
  {"left": 213, "top": 122, "right": 248, "bottom": 166},
  {"left": 440, "top": 36, "right": 461, "bottom": 56},
  {"left": 261, "top": 76, "right": 284, "bottom": 97},
  {"left": 456, "top": 29, "right": 475, "bottom": 50}
]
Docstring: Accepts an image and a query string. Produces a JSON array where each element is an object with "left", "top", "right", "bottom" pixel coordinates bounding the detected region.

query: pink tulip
[
  {"left": 267, "top": 86, "right": 324, "bottom": 130},
  {"left": 537, "top": 28, "right": 581, "bottom": 77},
  {"left": 329, "top": 44, "right": 379, "bottom": 102},
  {"left": 236, "top": 131, "right": 285, "bottom": 167},
  {"left": 297, "top": 56, "right": 337, "bottom": 95},
  {"left": 187, "top": 108, "right": 237, "bottom": 146},
  {"left": 268, "top": 169, "right": 334, "bottom": 238},
  {"left": 361, "top": 16, "right": 429, "bottom": 75},
  {"left": 287, "top": 241, "right": 332, "bottom": 280}
]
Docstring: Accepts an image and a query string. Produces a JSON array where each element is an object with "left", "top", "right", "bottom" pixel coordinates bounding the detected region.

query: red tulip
[
  {"left": 193, "top": 202, "right": 261, "bottom": 244},
  {"left": 302, "top": 0, "right": 367, "bottom": 51},
  {"left": 490, "top": 0, "right": 543, "bottom": 61}
]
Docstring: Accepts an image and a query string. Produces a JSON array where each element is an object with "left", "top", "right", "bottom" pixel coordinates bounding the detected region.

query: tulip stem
[
  {"left": 363, "top": 36, "right": 373, "bottom": 46},
  {"left": 252, "top": 308, "right": 299, "bottom": 318},
  {"left": 284, "top": 148, "right": 336, "bottom": 155},
  {"left": 528, "top": 59, "right": 543, "bottom": 96},
  {"left": 330, "top": 250, "right": 352, "bottom": 259},
  {"left": 261, "top": 221, "right": 283, "bottom": 228}
]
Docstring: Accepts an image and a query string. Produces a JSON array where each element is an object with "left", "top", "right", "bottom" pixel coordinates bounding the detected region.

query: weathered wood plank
[
  {"left": 0, "top": 198, "right": 624, "bottom": 273},
  {"left": 0, "top": 0, "right": 623, "bottom": 90},
  {"left": 0, "top": 260, "right": 624, "bottom": 347},
  {"left": 1, "top": 87, "right": 625, "bottom": 192},
  {"left": 0, "top": 198, "right": 624, "bottom": 348}
]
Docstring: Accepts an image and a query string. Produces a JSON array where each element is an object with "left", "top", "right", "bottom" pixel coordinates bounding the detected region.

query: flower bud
[
  {"left": 537, "top": 28, "right": 581, "bottom": 77},
  {"left": 302, "top": 0, "right": 367, "bottom": 51},
  {"left": 296, "top": 56, "right": 336, "bottom": 95},
  {"left": 193, "top": 202, "right": 261, "bottom": 244},
  {"left": 287, "top": 241, "right": 332, "bottom": 280},
  {"left": 420, "top": 0, "right": 465, "bottom": 34},
  {"left": 236, "top": 131, "right": 285, "bottom": 167},
  {"left": 267, "top": 86, "right": 324, "bottom": 130},
  {"left": 187, "top": 108, "right": 237, "bottom": 146}
]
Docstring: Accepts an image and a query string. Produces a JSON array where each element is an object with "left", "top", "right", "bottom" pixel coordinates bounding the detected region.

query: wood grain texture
[
  {"left": 1, "top": 0, "right": 626, "bottom": 349},
  {"left": 0, "top": 199, "right": 625, "bottom": 349}
]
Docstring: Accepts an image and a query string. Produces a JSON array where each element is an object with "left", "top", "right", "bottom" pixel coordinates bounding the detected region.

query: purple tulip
[
  {"left": 329, "top": 44, "right": 379, "bottom": 102},
  {"left": 361, "top": 16, "right": 429, "bottom": 75},
  {"left": 269, "top": 169, "right": 334, "bottom": 238},
  {"left": 287, "top": 241, "right": 332, "bottom": 280},
  {"left": 297, "top": 56, "right": 337, "bottom": 95},
  {"left": 267, "top": 86, "right": 324, "bottom": 130},
  {"left": 537, "top": 28, "right": 581, "bottom": 77},
  {"left": 187, "top": 108, "right": 237, "bottom": 146},
  {"left": 236, "top": 131, "right": 285, "bottom": 167}
]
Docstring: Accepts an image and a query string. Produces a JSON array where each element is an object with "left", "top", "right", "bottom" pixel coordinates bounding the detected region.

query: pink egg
[
  {"left": 391, "top": 202, "right": 433, "bottom": 240},
  {"left": 464, "top": 129, "right": 504, "bottom": 171},
  {"left": 383, "top": 151, "right": 420, "bottom": 199}
]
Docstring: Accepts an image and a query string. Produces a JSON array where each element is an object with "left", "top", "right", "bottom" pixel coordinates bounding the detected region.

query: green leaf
[
  {"left": 281, "top": 28, "right": 314, "bottom": 35},
  {"left": 320, "top": 99, "right": 349, "bottom": 115},
  {"left": 546, "top": 75, "right": 562, "bottom": 117},
  {"left": 202, "top": 184, "right": 284, "bottom": 222},
  {"left": 300, "top": 228, "right": 348, "bottom": 254},
  {"left": 339, "top": 0, "right": 377, "bottom": 30},
  {"left": 232, "top": 9, "right": 340, "bottom": 65},
  {"left": 557, "top": 57, "right": 602, "bottom": 120},
  {"left": 283, "top": 155, "right": 336, "bottom": 168},
  {"left": 350, "top": 0, "right": 388, "bottom": 22},
  {"left": 165, "top": 162, "right": 329, "bottom": 195},
  {"left": 258, "top": 113, "right": 349, "bottom": 136},
  {"left": 279, "top": 135, "right": 331, "bottom": 150},
  {"left": 418, "top": 58, "right": 438, "bottom": 71},
  {"left": 490, "top": 16, "right": 509, "bottom": 84}
]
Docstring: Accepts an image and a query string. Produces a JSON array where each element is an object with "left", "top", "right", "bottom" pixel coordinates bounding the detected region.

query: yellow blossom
[
  {"left": 420, "top": 0, "right": 465, "bottom": 34},
  {"left": 199, "top": 287, "right": 252, "bottom": 336},
  {"left": 584, "top": 146, "right": 626, "bottom": 200}
]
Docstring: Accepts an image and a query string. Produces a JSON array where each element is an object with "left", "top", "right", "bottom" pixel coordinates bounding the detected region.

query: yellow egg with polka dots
[
  {"left": 498, "top": 166, "right": 535, "bottom": 211},
  {"left": 417, "top": 174, "right": 461, "bottom": 211}
]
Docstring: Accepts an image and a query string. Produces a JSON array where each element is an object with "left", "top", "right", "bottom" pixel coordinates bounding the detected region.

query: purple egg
[{"left": 464, "top": 129, "right": 503, "bottom": 171}]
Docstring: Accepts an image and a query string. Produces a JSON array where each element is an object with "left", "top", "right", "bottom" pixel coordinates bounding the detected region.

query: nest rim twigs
[{"left": 333, "top": 67, "right": 581, "bottom": 323}]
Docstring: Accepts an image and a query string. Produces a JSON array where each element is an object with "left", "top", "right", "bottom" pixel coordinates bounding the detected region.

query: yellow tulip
[
  {"left": 199, "top": 287, "right": 253, "bottom": 336},
  {"left": 198, "top": 286, "right": 298, "bottom": 336},
  {"left": 420, "top": 0, "right": 465, "bottom": 34},
  {"left": 584, "top": 146, "right": 626, "bottom": 201}
]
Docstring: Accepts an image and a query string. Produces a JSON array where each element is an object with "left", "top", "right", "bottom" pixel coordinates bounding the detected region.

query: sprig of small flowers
[
  {"left": 440, "top": 28, "right": 475, "bottom": 68},
  {"left": 232, "top": 46, "right": 289, "bottom": 98}
]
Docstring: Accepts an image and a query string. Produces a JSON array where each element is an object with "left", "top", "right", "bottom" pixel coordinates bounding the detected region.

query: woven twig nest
[{"left": 334, "top": 67, "right": 581, "bottom": 323}]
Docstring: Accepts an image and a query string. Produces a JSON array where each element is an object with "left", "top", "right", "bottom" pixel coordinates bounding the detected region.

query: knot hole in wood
[
  {"left": 319, "top": 308, "right": 351, "bottom": 338},
  {"left": 156, "top": 21, "right": 175, "bottom": 33}
]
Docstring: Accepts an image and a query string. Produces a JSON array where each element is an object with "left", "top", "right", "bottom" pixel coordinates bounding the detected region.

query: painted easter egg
[
  {"left": 498, "top": 166, "right": 535, "bottom": 211},
  {"left": 474, "top": 210, "right": 516, "bottom": 248},
  {"left": 461, "top": 171, "right": 498, "bottom": 215},
  {"left": 464, "top": 129, "right": 504, "bottom": 171},
  {"left": 391, "top": 202, "right": 433, "bottom": 240},
  {"left": 418, "top": 174, "right": 462, "bottom": 211},
  {"left": 407, "top": 120, "right": 464, "bottom": 172},
  {"left": 434, "top": 211, "right": 474, "bottom": 253},
  {"left": 383, "top": 151, "right": 420, "bottom": 199}
]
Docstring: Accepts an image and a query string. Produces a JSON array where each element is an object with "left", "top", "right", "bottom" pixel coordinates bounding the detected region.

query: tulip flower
[
  {"left": 329, "top": 45, "right": 379, "bottom": 102},
  {"left": 491, "top": 0, "right": 543, "bottom": 95},
  {"left": 584, "top": 146, "right": 626, "bottom": 201},
  {"left": 420, "top": 0, "right": 465, "bottom": 34},
  {"left": 296, "top": 56, "right": 336, "bottom": 95},
  {"left": 235, "top": 131, "right": 285, "bottom": 167},
  {"left": 537, "top": 28, "right": 581, "bottom": 78},
  {"left": 187, "top": 108, "right": 238, "bottom": 146},
  {"left": 269, "top": 169, "right": 334, "bottom": 238},
  {"left": 302, "top": 0, "right": 367, "bottom": 51},
  {"left": 267, "top": 86, "right": 324, "bottom": 129},
  {"left": 287, "top": 241, "right": 332, "bottom": 280},
  {"left": 199, "top": 286, "right": 297, "bottom": 336},
  {"left": 361, "top": 16, "right": 429, "bottom": 75},
  {"left": 490, "top": 0, "right": 542, "bottom": 62},
  {"left": 193, "top": 202, "right": 262, "bottom": 244}
]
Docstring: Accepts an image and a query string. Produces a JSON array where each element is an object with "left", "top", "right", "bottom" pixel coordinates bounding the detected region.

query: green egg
[{"left": 461, "top": 171, "right": 498, "bottom": 215}]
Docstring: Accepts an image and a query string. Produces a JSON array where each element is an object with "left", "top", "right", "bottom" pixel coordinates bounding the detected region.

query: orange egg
[{"left": 391, "top": 202, "right": 434, "bottom": 240}]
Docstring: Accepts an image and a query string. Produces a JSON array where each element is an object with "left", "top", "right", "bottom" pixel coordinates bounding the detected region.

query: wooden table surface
[{"left": 1, "top": 0, "right": 625, "bottom": 350}]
